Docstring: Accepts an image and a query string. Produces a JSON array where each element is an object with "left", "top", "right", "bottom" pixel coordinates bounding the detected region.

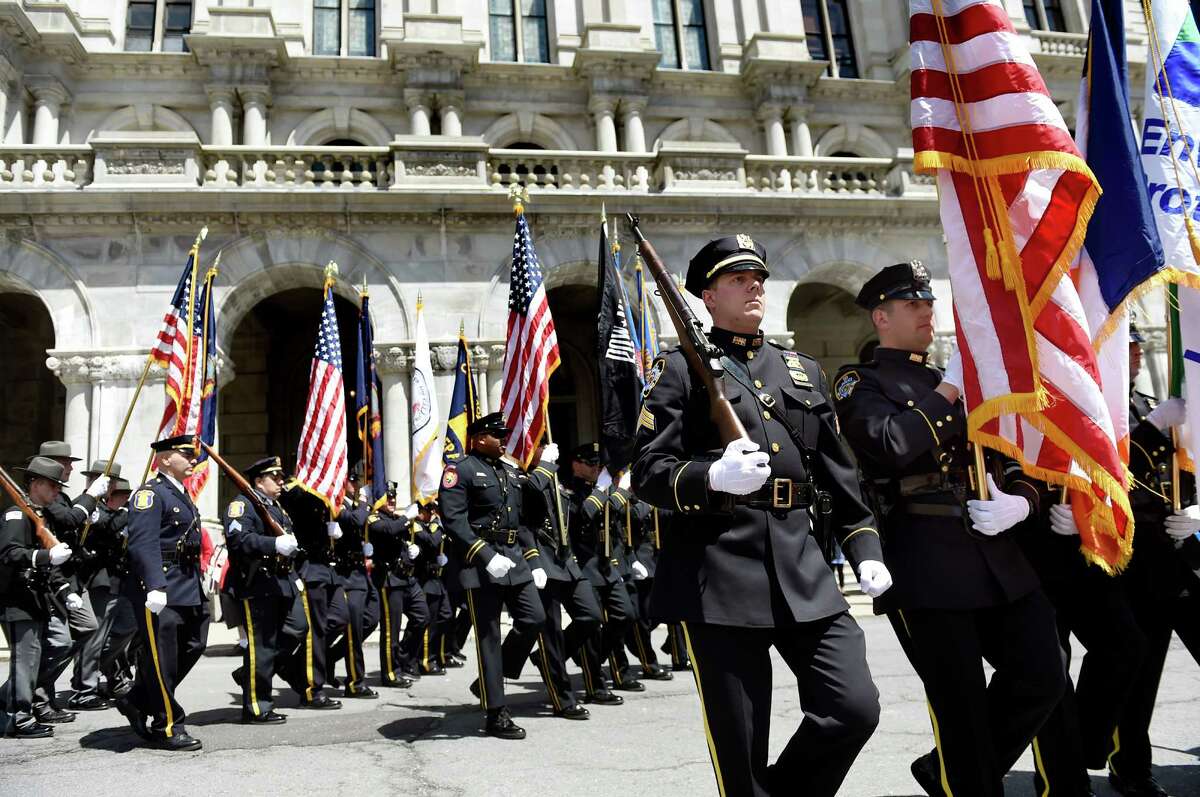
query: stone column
[
  {"left": 485, "top": 344, "right": 506, "bottom": 414},
  {"left": 239, "top": 86, "right": 270, "bottom": 146},
  {"left": 207, "top": 85, "right": 236, "bottom": 146},
  {"left": 757, "top": 103, "right": 788, "bottom": 157},
  {"left": 472, "top": 345, "right": 491, "bottom": 413},
  {"left": 789, "top": 105, "right": 814, "bottom": 157},
  {"left": 377, "top": 346, "right": 412, "bottom": 502},
  {"left": 406, "top": 92, "right": 432, "bottom": 137},
  {"left": 589, "top": 96, "right": 619, "bottom": 153},
  {"left": 28, "top": 78, "right": 70, "bottom": 147},
  {"left": 621, "top": 97, "right": 647, "bottom": 153},
  {"left": 440, "top": 100, "right": 463, "bottom": 138}
]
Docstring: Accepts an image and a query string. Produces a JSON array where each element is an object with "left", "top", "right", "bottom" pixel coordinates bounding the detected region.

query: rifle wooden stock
[
  {"left": 627, "top": 214, "right": 748, "bottom": 445},
  {"left": 196, "top": 439, "right": 287, "bottom": 537},
  {"left": 0, "top": 464, "right": 60, "bottom": 550}
]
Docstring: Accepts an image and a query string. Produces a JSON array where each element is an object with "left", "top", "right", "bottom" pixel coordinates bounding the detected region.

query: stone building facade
[{"left": 0, "top": 0, "right": 1170, "bottom": 518}]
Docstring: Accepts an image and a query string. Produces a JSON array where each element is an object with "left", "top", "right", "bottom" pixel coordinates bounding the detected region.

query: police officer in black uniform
[
  {"left": 117, "top": 435, "right": 209, "bottom": 751},
  {"left": 619, "top": 493, "right": 672, "bottom": 681},
  {"left": 632, "top": 235, "right": 889, "bottom": 797},
  {"left": 1106, "top": 329, "right": 1200, "bottom": 797},
  {"left": 365, "top": 489, "right": 428, "bottom": 687},
  {"left": 833, "top": 262, "right": 1066, "bottom": 797},
  {"left": 223, "top": 456, "right": 301, "bottom": 724},
  {"left": 439, "top": 412, "right": 547, "bottom": 740},
  {"left": 326, "top": 466, "right": 379, "bottom": 698},
  {"left": 411, "top": 502, "right": 451, "bottom": 676}
]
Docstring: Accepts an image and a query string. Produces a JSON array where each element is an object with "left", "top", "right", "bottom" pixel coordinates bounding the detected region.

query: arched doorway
[
  {"left": 786, "top": 281, "right": 877, "bottom": 377},
  {"left": 218, "top": 286, "right": 362, "bottom": 508},
  {"left": 0, "top": 292, "right": 65, "bottom": 469},
  {"left": 546, "top": 282, "right": 599, "bottom": 453}
]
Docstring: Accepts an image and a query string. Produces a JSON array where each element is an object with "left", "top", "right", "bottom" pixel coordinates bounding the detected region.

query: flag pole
[{"left": 1167, "top": 293, "right": 1183, "bottom": 511}]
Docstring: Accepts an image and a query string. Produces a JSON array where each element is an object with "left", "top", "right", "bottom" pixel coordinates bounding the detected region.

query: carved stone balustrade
[
  {"left": 486, "top": 149, "right": 654, "bottom": 192},
  {"left": 0, "top": 146, "right": 93, "bottom": 189},
  {"left": 745, "top": 155, "right": 895, "bottom": 196}
]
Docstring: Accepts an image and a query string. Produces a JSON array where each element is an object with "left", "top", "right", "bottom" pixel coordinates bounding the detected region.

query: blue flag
[
  {"left": 443, "top": 333, "right": 478, "bottom": 466},
  {"left": 355, "top": 291, "right": 386, "bottom": 504}
]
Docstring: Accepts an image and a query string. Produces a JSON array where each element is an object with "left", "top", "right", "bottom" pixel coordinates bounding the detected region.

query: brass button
[
  {"left": 946, "top": 415, "right": 953, "bottom": 421},
  {"left": 907, "top": 400, "right": 915, "bottom": 407},
  {"left": 754, "top": 380, "right": 763, "bottom": 388},
  {"left": 940, "top": 465, "right": 949, "bottom": 473},
  {"left": 747, "top": 351, "right": 755, "bottom": 359},
  {"left": 693, "top": 505, "right": 701, "bottom": 511},
  {"left": 804, "top": 399, "right": 811, "bottom": 405},
  {"left": 936, "top": 421, "right": 944, "bottom": 427},
  {"left": 770, "top": 442, "right": 780, "bottom": 453},
  {"left": 763, "top": 410, "right": 771, "bottom": 420}
]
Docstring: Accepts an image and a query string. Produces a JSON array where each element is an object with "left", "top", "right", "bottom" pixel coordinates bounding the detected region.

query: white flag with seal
[{"left": 410, "top": 296, "right": 443, "bottom": 503}]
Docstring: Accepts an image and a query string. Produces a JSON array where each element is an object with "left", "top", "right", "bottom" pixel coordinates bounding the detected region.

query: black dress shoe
[
  {"left": 10, "top": 722, "right": 54, "bottom": 738},
  {"left": 400, "top": 668, "right": 421, "bottom": 680},
  {"left": 910, "top": 752, "right": 941, "bottom": 797},
  {"left": 34, "top": 707, "right": 76, "bottom": 724},
  {"left": 555, "top": 704, "right": 590, "bottom": 721},
  {"left": 420, "top": 664, "right": 447, "bottom": 676},
  {"left": 242, "top": 710, "right": 287, "bottom": 725},
  {"left": 68, "top": 694, "right": 114, "bottom": 711},
  {"left": 108, "top": 679, "right": 134, "bottom": 698},
  {"left": 613, "top": 679, "right": 645, "bottom": 692},
  {"left": 671, "top": 663, "right": 692, "bottom": 672},
  {"left": 327, "top": 676, "right": 341, "bottom": 689},
  {"left": 641, "top": 667, "right": 674, "bottom": 681},
  {"left": 485, "top": 708, "right": 526, "bottom": 740},
  {"left": 443, "top": 657, "right": 465, "bottom": 668},
  {"left": 344, "top": 686, "right": 379, "bottom": 699},
  {"left": 115, "top": 697, "right": 149, "bottom": 739},
  {"left": 300, "top": 694, "right": 342, "bottom": 710},
  {"left": 380, "top": 676, "right": 414, "bottom": 689},
  {"left": 154, "top": 731, "right": 203, "bottom": 751},
  {"left": 584, "top": 689, "right": 624, "bottom": 706},
  {"left": 1109, "top": 771, "right": 1171, "bottom": 797},
  {"left": 449, "top": 651, "right": 467, "bottom": 663}
]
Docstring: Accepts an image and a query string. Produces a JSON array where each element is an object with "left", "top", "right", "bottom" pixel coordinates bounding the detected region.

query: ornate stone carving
[
  {"left": 45, "top": 351, "right": 168, "bottom": 384},
  {"left": 409, "top": 162, "right": 475, "bottom": 178},
  {"left": 106, "top": 159, "right": 186, "bottom": 176},
  {"left": 376, "top": 345, "right": 413, "bottom": 375}
]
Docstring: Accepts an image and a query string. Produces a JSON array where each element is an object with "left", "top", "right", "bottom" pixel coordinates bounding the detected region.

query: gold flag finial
[
  {"left": 459, "top": 319, "right": 465, "bottom": 335},
  {"left": 417, "top": 290, "right": 423, "bottom": 311},
  {"left": 324, "top": 261, "right": 339, "bottom": 288},
  {"left": 195, "top": 226, "right": 209, "bottom": 248},
  {"left": 360, "top": 275, "right": 369, "bottom": 298}
]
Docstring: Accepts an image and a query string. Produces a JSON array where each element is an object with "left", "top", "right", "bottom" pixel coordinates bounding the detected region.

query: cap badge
[{"left": 736, "top": 233, "right": 755, "bottom": 250}]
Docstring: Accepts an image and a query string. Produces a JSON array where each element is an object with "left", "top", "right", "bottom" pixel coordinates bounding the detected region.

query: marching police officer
[
  {"left": 411, "top": 502, "right": 451, "bottom": 676},
  {"left": 327, "top": 466, "right": 379, "bottom": 698},
  {"left": 223, "top": 456, "right": 300, "bottom": 724},
  {"left": 619, "top": 494, "right": 672, "bottom": 681},
  {"left": 833, "top": 262, "right": 1065, "bottom": 797},
  {"left": 365, "top": 491, "right": 428, "bottom": 687},
  {"left": 632, "top": 235, "right": 889, "bottom": 797},
  {"left": 439, "top": 412, "right": 546, "bottom": 739},
  {"left": 117, "top": 435, "right": 210, "bottom": 751}
]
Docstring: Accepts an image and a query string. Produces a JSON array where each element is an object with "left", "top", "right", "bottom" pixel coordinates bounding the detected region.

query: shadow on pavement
[{"left": 78, "top": 727, "right": 143, "bottom": 753}]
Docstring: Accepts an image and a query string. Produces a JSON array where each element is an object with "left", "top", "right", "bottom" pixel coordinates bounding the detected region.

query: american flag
[
  {"left": 911, "top": 0, "right": 1132, "bottom": 570},
  {"left": 153, "top": 245, "right": 203, "bottom": 441},
  {"left": 501, "top": 209, "right": 560, "bottom": 469},
  {"left": 295, "top": 277, "right": 349, "bottom": 514}
]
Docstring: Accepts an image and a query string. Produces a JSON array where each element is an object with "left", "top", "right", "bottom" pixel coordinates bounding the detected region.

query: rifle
[{"left": 627, "top": 214, "right": 747, "bottom": 445}]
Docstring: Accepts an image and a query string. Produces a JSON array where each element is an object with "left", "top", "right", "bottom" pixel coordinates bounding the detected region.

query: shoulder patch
[
  {"left": 442, "top": 467, "right": 459, "bottom": 489},
  {"left": 227, "top": 500, "right": 245, "bottom": 519},
  {"left": 367, "top": 513, "right": 380, "bottom": 524},
  {"left": 133, "top": 489, "right": 155, "bottom": 510},
  {"left": 638, "top": 405, "right": 656, "bottom": 433},
  {"left": 642, "top": 356, "right": 667, "bottom": 400},
  {"left": 834, "top": 370, "right": 860, "bottom": 401},
  {"left": 4, "top": 509, "right": 23, "bottom": 521}
]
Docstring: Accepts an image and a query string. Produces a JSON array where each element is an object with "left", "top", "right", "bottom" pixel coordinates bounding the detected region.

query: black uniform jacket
[
  {"left": 629, "top": 499, "right": 661, "bottom": 578},
  {"left": 413, "top": 519, "right": 448, "bottom": 595},
  {"left": 334, "top": 495, "right": 371, "bottom": 591},
  {"left": 521, "top": 461, "right": 585, "bottom": 583},
  {"left": 833, "top": 347, "right": 1040, "bottom": 611},
  {"left": 567, "top": 481, "right": 622, "bottom": 588},
  {"left": 279, "top": 483, "right": 339, "bottom": 586},
  {"left": 365, "top": 510, "right": 419, "bottom": 589},
  {"left": 125, "top": 475, "right": 204, "bottom": 607},
  {"left": 81, "top": 503, "right": 130, "bottom": 591},
  {"left": 222, "top": 490, "right": 297, "bottom": 600},
  {"left": 44, "top": 491, "right": 100, "bottom": 592},
  {"left": 439, "top": 453, "right": 536, "bottom": 590},
  {"left": 0, "top": 505, "right": 69, "bottom": 622},
  {"left": 632, "top": 331, "right": 882, "bottom": 628}
]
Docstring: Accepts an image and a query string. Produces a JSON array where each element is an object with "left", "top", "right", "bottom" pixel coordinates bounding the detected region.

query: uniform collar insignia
[
  {"left": 873, "top": 347, "right": 929, "bottom": 366},
  {"left": 709, "top": 327, "right": 764, "bottom": 353}
]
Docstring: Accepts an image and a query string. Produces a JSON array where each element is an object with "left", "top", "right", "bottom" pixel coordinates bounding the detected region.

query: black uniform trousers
[
  {"left": 467, "top": 580, "right": 546, "bottom": 711},
  {"left": 130, "top": 603, "right": 209, "bottom": 738},
  {"left": 240, "top": 594, "right": 299, "bottom": 716},
  {"left": 503, "top": 576, "right": 602, "bottom": 711},
  {"left": 327, "top": 579, "right": 378, "bottom": 695},
  {"left": 78, "top": 585, "right": 137, "bottom": 698},
  {"left": 888, "top": 589, "right": 1066, "bottom": 797},
  {"left": 579, "top": 579, "right": 634, "bottom": 693},
  {"left": 682, "top": 612, "right": 880, "bottom": 797},
  {"left": 282, "top": 582, "right": 342, "bottom": 701},
  {"left": 1032, "top": 571, "right": 1146, "bottom": 795},
  {"left": 417, "top": 588, "right": 452, "bottom": 673},
  {"left": 378, "top": 580, "right": 428, "bottom": 682},
  {"left": 624, "top": 579, "right": 662, "bottom": 675},
  {"left": 1108, "top": 584, "right": 1200, "bottom": 780},
  {"left": 662, "top": 623, "right": 691, "bottom": 669},
  {"left": 2, "top": 619, "right": 47, "bottom": 731}
]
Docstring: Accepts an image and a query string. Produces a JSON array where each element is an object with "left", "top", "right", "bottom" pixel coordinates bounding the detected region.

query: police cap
[
  {"left": 150, "top": 435, "right": 198, "bottom": 455},
  {"left": 571, "top": 442, "right": 602, "bottom": 466},
  {"left": 246, "top": 456, "right": 284, "bottom": 480},
  {"left": 855, "top": 261, "right": 936, "bottom": 310},
  {"left": 467, "top": 412, "right": 511, "bottom": 438},
  {"left": 18, "top": 456, "right": 70, "bottom": 487},
  {"left": 685, "top": 234, "right": 769, "bottom": 298},
  {"left": 37, "top": 440, "right": 80, "bottom": 462}
]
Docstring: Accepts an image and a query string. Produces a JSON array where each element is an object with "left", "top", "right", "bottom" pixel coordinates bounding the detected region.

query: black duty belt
[
  {"left": 160, "top": 550, "right": 197, "bottom": 567},
  {"left": 737, "top": 478, "right": 817, "bottom": 511},
  {"left": 478, "top": 529, "right": 518, "bottom": 545},
  {"left": 897, "top": 499, "right": 965, "bottom": 518}
]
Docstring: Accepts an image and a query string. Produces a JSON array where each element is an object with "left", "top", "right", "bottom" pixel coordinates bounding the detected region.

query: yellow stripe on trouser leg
[
  {"left": 1032, "top": 737, "right": 1050, "bottom": 797},
  {"left": 681, "top": 622, "right": 727, "bottom": 797},
  {"left": 422, "top": 628, "right": 431, "bottom": 672},
  {"left": 299, "top": 589, "right": 316, "bottom": 702},
  {"left": 243, "top": 600, "right": 259, "bottom": 715},
  {"left": 925, "top": 701, "right": 954, "bottom": 796},
  {"left": 381, "top": 587, "right": 395, "bottom": 681},
  {"left": 633, "top": 625, "right": 652, "bottom": 671},
  {"left": 344, "top": 592, "right": 357, "bottom": 694},
  {"left": 466, "top": 589, "right": 487, "bottom": 709},
  {"left": 143, "top": 606, "right": 176, "bottom": 738},
  {"left": 536, "top": 633, "right": 562, "bottom": 712},
  {"left": 1107, "top": 727, "right": 1122, "bottom": 776}
]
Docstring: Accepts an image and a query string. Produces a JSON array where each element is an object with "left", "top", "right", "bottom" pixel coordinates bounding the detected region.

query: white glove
[
  {"left": 404, "top": 503, "right": 420, "bottom": 520},
  {"left": 531, "top": 567, "right": 548, "bottom": 589},
  {"left": 275, "top": 534, "right": 299, "bottom": 556},
  {"left": 357, "top": 486, "right": 371, "bottom": 502},
  {"left": 48, "top": 542, "right": 73, "bottom": 566},
  {"left": 541, "top": 443, "right": 559, "bottom": 464},
  {"left": 145, "top": 589, "right": 168, "bottom": 615},
  {"left": 436, "top": 552, "right": 448, "bottom": 566},
  {"left": 706, "top": 438, "right": 771, "bottom": 495},
  {"left": 485, "top": 554, "right": 516, "bottom": 579},
  {"left": 1147, "top": 398, "right": 1187, "bottom": 431},
  {"left": 1048, "top": 504, "right": 1080, "bottom": 537},
  {"left": 362, "top": 542, "right": 374, "bottom": 557},
  {"left": 941, "top": 348, "right": 963, "bottom": 394},
  {"left": 631, "top": 560, "right": 649, "bottom": 581},
  {"left": 619, "top": 471, "right": 632, "bottom": 491},
  {"left": 966, "top": 474, "right": 1030, "bottom": 536},
  {"left": 407, "top": 542, "right": 421, "bottom": 560},
  {"left": 326, "top": 521, "right": 342, "bottom": 540},
  {"left": 1164, "top": 505, "right": 1200, "bottom": 541},
  {"left": 86, "top": 475, "right": 111, "bottom": 498},
  {"left": 857, "top": 560, "right": 893, "bottom": 598},
  {"left": 65, "top": 593, "right": 84, "bottom": 611},
  {"left": 595, "top": 469, "right": 613, "bottom": 490}
]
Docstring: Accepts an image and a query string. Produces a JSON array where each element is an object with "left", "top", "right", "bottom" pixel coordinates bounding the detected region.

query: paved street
[{"left": 1, "top": 614, "right": 1197, "bottom": 796}]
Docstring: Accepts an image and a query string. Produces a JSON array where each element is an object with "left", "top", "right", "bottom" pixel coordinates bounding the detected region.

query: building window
[
  {"left": 652, "top": 0, "right": 711, "bottom": 70},
  {"left": 314, "top": 0, "right": 377, "bottom": 56},
  {"left": 801, "top": 0, "right": 859, "bottom": 78},
  {"left": 1023, "top": 0, "right": 1067, "bottom": 32},
  {"left": 124, "top": 0, "right": 192, "bottom": 52},
  {"left": 488, "top": 0, "right": 551, "bottom": 64}
]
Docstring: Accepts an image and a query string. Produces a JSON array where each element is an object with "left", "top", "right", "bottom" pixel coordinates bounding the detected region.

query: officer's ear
[
  {"left": 870, "top": 303, "right": 892, "bottom": 331},
  {"left": 701, "top": 284, "right": 717, "bottom": 311}
]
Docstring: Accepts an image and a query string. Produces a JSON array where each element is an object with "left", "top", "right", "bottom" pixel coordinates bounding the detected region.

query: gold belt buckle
[{"left": 772, "top": 478, "right": 793, "bottom": 510}]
